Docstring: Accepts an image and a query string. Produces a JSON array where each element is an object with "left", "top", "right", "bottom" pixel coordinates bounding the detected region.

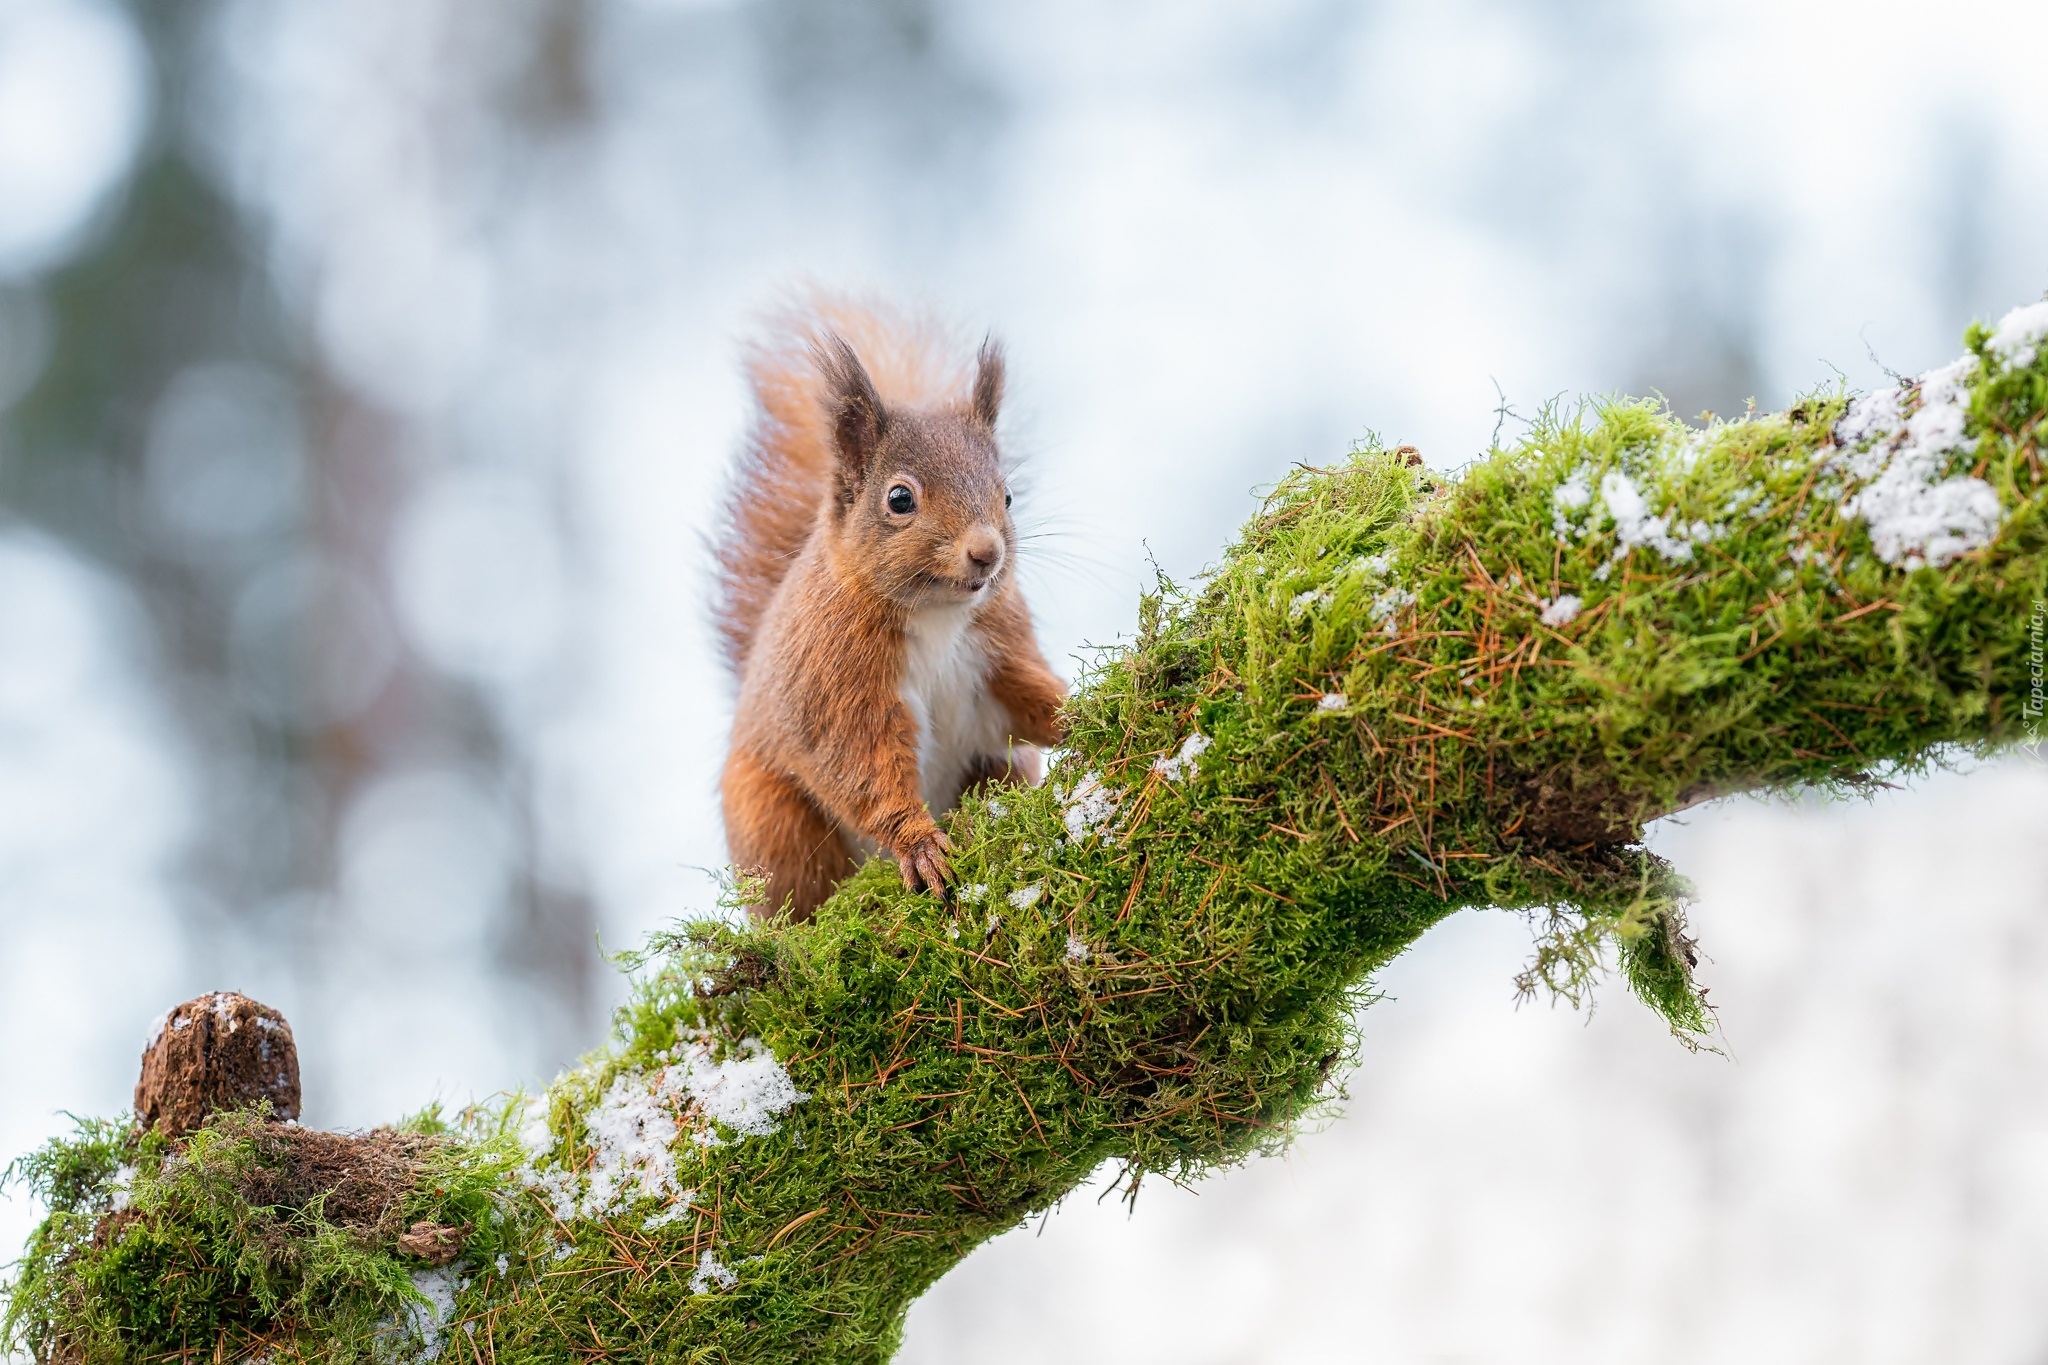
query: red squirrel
[{"left": 715, "top": 296, "right": 1068, "bottom": 921}]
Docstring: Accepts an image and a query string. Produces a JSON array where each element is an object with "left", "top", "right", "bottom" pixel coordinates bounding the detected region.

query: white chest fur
[{"left": 899, "top": 602, "right": 1011, "bottom": 815}]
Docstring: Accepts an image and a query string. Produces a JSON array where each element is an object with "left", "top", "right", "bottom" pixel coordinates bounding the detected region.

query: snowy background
[{"left": 3, "top": 1, "right": 2047, "bottom": 1360}]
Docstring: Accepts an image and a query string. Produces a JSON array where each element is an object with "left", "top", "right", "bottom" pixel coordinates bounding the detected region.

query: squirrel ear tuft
[
  {"left": 971, "top": 338, "right": 1004, "bottom": 430},
  {"left": 815, "top": 334, "right": 886, "bottom": 490}
]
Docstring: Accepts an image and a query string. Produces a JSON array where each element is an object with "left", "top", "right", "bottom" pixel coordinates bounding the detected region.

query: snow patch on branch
[
  {"left": 643, "top": 1198, "right": 695, "bottom": 1230},
  {"left": 1552, "top": 465, "right": 1715, "bottom": 575},
  {"left": 1061, "top": 772, "right": 1120, "bottom": 842},
  {"left": 403, "top": 1267, "right": 465, "bottom": 1361},
  {"left": 1151, "top": 732, "right": 1210, "bottom": 781},
  {"left": 690, "top": 1250, "right": 738, "bottom": 1295},
  {"left": 1289, "top": 587, "right": 1330, "bottom": 619},
  {"left": 1368, "top": 586, "right": 1416, "bottom": 636},
  {"left": 107, "top": 1165, "right": 135, "bottom": 1214},
  {"left": 676, "top": 1031, "right": 810, "bottom": 1140},
  {"left": 554, "top": 1072, "right": 693, "bottom": 1218},
  {"left": 514, "top": 1095, "right": 557, "bottom": 1171},
  {"left": 522, "top": 1036, "right": 806, "bottom": 1223},
  {"left": 1551, "top": 471, "right": 1592, "bottom": 541},
  {"left": 1988, "top": 299, "right": 2048, "bottom": 369},
  {"left": 1599, "top": 471, "right": 1704, "bottom": 563},
  {"left": 1672, "top": 427, "right": 1710, "bottom": 471},
  {"left": 1834, "top": 385, "right": 1905, "bottom": 459},
  {"left": 1833, "top": 354, "right": 2002, "bottom": 568}
]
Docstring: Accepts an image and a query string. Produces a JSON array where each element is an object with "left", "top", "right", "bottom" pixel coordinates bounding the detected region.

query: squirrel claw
[{"left": 895, "top": 830, "right": 955, "bottom": 897}]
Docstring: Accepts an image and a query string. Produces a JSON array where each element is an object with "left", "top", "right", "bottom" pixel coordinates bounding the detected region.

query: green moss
[
  {"left": 3, "top": 1107, "right": 543, "bottom": 1363},
  {"left": 8, "top": 312, "right": 2045, "bottom": 1363}
]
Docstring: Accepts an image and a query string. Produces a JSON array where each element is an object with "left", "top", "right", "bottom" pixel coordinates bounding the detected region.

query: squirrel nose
[{"left": 963, "top": 529, "right": 1002, "bottom": 573}]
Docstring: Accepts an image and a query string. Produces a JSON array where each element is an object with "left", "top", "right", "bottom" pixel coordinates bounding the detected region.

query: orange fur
[{"left": 716, "top": 293, "right": 1068, "bottom": 921}]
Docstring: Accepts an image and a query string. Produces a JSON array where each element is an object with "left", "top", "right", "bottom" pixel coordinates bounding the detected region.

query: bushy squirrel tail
[{"left": 713, "top": 289, "right": 976, "bottom": 678}]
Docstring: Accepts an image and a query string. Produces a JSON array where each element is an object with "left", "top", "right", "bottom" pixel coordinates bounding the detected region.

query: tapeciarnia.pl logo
[{"left": 2027, "top": 598, "right": 2045, "bottom": 755}]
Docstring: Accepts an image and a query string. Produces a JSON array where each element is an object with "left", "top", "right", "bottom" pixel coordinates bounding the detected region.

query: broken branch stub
[{"left": 134, "top": 992, "right": 301, "bottom": 1139}]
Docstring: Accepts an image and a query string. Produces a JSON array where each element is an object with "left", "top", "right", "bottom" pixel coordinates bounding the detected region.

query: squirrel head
[{"left": 813, "top": 332, "right": 1015, "bottom": 611}]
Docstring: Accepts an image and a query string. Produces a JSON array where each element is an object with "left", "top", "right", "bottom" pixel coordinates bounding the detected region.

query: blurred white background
[{"left": 2, "top": 1, "right": 2045, "bottom": 1360}]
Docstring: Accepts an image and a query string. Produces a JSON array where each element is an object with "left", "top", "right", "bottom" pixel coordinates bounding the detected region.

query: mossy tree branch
[{"left": 7, "top": 305, "right": 2047, "bottom": 1364}]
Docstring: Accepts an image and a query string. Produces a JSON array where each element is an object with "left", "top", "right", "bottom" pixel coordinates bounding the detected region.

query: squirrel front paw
[{"left": 893, "top": 826, "right": 955, "bottom": 897}]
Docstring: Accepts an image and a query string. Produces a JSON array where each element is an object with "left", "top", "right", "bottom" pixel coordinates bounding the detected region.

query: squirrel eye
[
  {"left": 887, "top": 485, "right": 916, "bottom": 515},
  {"left": 1004, "top": 491, "right": 1012, "bottom": 509}
]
